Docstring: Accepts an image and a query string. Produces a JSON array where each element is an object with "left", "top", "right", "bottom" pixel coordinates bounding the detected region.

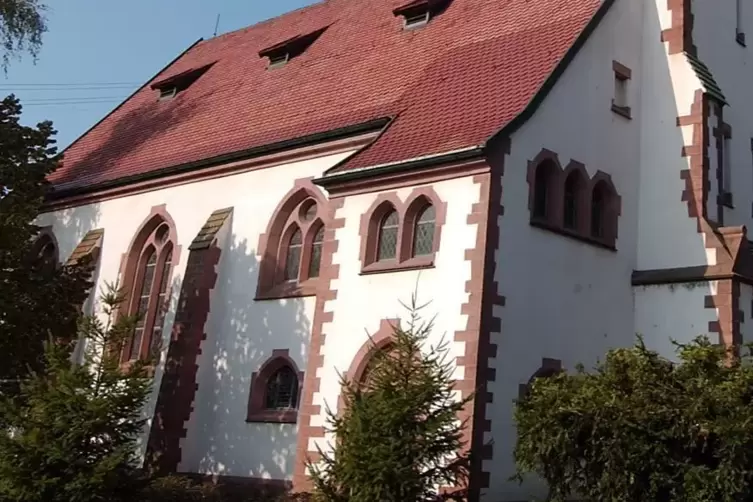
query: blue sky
[{"left": 4, "top": 0, "right": 316, "bottom": 149}]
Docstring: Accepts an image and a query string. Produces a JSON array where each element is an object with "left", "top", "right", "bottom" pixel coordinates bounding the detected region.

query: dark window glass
[
  {"left": 130, "top": 249, "right": 157, "bottom": 360},
  {"left": 563, "top": 173, "right": 582, "bottom": 230},
  {"left": 265, "top": 366, "right": 298, "bottom": 409},
  {"left": 377, "top": 210, "right": 399, "bottom": 261},
  {"left": 284, "top": 226, "right": 303, "bottom": 281},
  {"left": 533, "top": 165, "right": 551, "bottom": 219},
  {"left": 412, "top": 205, "right": 435, "bottom": 257},
  {"left": 308, "top": 225, "right": 324, "bottom": 278},
  {"left": 591, "top": 184, "right": 607, "bottom": 238}
]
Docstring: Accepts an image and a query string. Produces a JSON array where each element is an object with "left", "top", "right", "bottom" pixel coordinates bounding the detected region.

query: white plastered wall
[
  {"left": 305, "top": 175, "right": 481, "bottom": 459},
  {"left": 740, "top": 284, "right": 753, "bottom": 346},
  {"left": 482, "top": 0, "right": 644, "bottom": 498},
  {"left": 37, "top": 150, "right": 354, "bottom": 480},
  {"left": 637, "top": 0, "right": 708, "bottom": 270}
]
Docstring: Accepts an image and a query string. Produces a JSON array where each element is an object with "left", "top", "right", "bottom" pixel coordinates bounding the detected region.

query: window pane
[
  {"left": 591, "top": 187, "right": 605, "bottom": 238},
  {"left": 377, "top": 210, "right": 399, "bottom": 261},
  {"left": 308, "top": 226, "right": 324, "bottom": 278},
  {"left": 265, "top": 367, "right": 298, "bottom": 409},
  {"left": 564, "top": 175, "right": 579, "bottom": 230},
  {"left": 534, "top": 167, "right": 550, "bottom": 218},
  {"left": 150, "top": 249, "right": 173, "bottom": 359},
  {"left": 412, "top": 205, "right": 435, "bottom": 257},
  {"left": 129, "top": 249, "right": 157, "bottom": 360},
  {"left": 284, "top": 227, "right": 302, "bottom": 281}
]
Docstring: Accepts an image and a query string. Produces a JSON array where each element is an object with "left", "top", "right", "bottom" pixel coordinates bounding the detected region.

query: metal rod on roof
[{"left": 213, "top": 13, "right": 221, "bottom": 37}]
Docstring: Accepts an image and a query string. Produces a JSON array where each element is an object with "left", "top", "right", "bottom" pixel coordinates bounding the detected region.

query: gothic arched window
[{"left": 123, "top": 217, "right": 176, "bottom": 362}]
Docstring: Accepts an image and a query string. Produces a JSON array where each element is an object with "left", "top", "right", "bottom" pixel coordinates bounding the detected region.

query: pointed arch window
[
  {"left": 377, "top": 210, "right": 399, "bottom": 261},
  {"left": 247, "top": 349, "right": 304, "bottom": 423},
  {"left": 563, "top": 171, "right": 586, "bottom": 231},
  {"left": 411, "top": 204, "right": 435, "bottom": 257},
  {"left": 123, "top": 218, "right": 176, "bottom": 363},
  {"left": 30, "top": 232, "right": 59, "bottom": 272},
  {"left": 265, "top": 366, "right": 299, "bottom": 410},
  {"left": 591, "top": 182, "right": 608, "bottom": 239},
  {"left": 533, "top": 160, "right": 557, "bottom": 221},
  {"left": 256, "top": 183, "right": 330, "bottom": 300}
]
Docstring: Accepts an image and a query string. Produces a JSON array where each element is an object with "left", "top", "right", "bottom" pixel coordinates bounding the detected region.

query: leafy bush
[{"left": 515, "top": 337, "right": 753, "bottom": 502}]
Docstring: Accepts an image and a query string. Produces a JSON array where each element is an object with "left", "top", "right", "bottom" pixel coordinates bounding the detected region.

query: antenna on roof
[{"left": 213, "top": 13, "right": 221, "bottom": 37}]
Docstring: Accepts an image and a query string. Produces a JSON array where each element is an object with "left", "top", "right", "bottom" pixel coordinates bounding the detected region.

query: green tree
[
  {"left": 309, "top": 297, "right": 471, "bottom": 502},
  {"left": 0, "top": 0, "right": 47, "bottom": 69},
  {"left": 0, "top": 94, "right": 91, "bottom": 387},
  {"left": 0, "top": 285, "right": 152, "bottom": 502},
  {"left": 514, "top": 337, "right": 753, "bottom": 502}
]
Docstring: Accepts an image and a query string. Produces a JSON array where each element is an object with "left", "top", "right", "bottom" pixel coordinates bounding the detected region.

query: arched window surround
[
  {"left": 527, "top": 148, "right": 621, "bottom": 250},
  {"left": 359, "top": 187, "right": 447, "bottom": 274},
  {"left": 256, "top": 179, "right": 329, "bottom": 300},
  {"left": 29, "top": 226, "right": 60, "bottom": 269},
  {"left": 517, "top": 357, "right": 563, "bottom": 400},
  {"left": 246, "top": 349, "right": 304, "bottom": 424},
  {"left": 337, "top": 318, "right": 400, "bottom": 414},
  {"left": 117, "top": 205, "right": 181, "bottom": 365}
]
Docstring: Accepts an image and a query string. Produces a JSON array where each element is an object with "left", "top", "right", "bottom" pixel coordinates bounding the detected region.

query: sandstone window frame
[
  {"left": 30, "top": 226, "right": 60, "bottom": 271},
  {"left": 118, "top": 205, "right": 180, "bottom": 366},
  {"left": 527, "top": 149, "right": 621, "bottom": 250},
  {"left": 359, "top": 188, "right": 447, "bottom": 275},
  {"left": 246, "top": 349, "right": 304, "bottom": 424},
  {"left": 256, "top": 180, "right": 329, "bottom": 300}
]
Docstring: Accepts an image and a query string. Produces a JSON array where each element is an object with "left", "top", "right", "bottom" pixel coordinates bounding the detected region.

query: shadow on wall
[{"left": 181, "top": 234, "right": 311, "bottom": 480}]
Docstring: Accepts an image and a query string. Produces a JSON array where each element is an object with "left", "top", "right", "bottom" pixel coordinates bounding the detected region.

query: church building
[{"left": 37, "top": 0, "right": 753, "bottom": 499}]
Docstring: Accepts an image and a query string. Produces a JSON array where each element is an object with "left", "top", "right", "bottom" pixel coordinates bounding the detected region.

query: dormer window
[
  {"left": 404, "top": 11, "right": 430, "bottom": 29},
  {"left": 150, "top": 62, "right": 214, "bottom": 101},
  {"left": 159, "top": 87, "right": 177, "bottom": 101},
  {"left": 259, "top": 27, "right": 327, "bottom": 70},
  {"left": 393, "top": 0, "right": 451, "bottom": 30}
]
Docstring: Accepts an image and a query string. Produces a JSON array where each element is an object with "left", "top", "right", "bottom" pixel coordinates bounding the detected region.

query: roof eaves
[
  {"left": 48, "top": 117, "right": 391, "bottom": 201},
  {"left": 59, "top": 38, "right": 204, "bottom": 160},
  {"left": 313, "top": 145, "right": 484, "bottom": 187},
  {"left": 484, "top": 0, "right": 617, "bottom": 147}
]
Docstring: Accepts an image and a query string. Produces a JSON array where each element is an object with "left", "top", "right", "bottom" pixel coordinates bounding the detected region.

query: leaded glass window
[
  {"left": 377, "top": 210, "right": 399, "bottom": 261},
  {"left": 129, "top": 248, "right": 157, "bottom": 361},
  {"left": 284, "top": 227, "right": 302, "bottom": 281},
  {"left": 412, "top": 205, "right": 435, "bottom": 257},
  {"left": 150, "top": 248, "right": 173, "bottom": 358},
  {"left": 308, "top": 225, "right": 324, "bottom": 279},
  {"left": 265, "top": 366, "right": 299, "bottom": 409}
]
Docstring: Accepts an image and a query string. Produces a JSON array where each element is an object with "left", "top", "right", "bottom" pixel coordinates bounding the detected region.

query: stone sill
[
  {"left": 246, "top": 409, "right": 298, "bottom": 424},
  {"left": 360, "top": 256, "right": 435, "bottom": 275},
  {"left": 255, "top": 280, "right": 318, "bottom": 301}
]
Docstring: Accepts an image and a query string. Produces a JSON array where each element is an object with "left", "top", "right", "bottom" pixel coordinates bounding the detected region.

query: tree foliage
[
  {"left": 0, "top": 0, "right": 46, "bottom": 69},
  {"left": 0, "top": 94, "right": 91, "bottom": 386},
  {"left": 309, "top": 296, "right": 471, "bottom": 502},
  {"left": 0, "top": 285, "right": 152, "bottom": 502},
  {"left": 514, "top": 336, "right": 753, "bottom": 502}
]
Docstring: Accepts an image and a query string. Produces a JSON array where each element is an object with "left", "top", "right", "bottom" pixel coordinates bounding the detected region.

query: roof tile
[{"left": 50, "top": 0, "right": 601, "bottom": 191}]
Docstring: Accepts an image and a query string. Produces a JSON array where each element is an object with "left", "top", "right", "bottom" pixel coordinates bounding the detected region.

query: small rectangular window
[
  {"left": 611, "top": 60, "right": 632, "bottom": 119},
  {"left": 404, "top": 11, "right": 430, "bottom": 29},
  {"left": 268, "top": 52, "right": 290, "bottom": 69},
  {"left": 159, "top": 87, "right": 177, "bottom": 100},
  {"left": 737, "top": 0, "right": 746, "bottom": 46}
]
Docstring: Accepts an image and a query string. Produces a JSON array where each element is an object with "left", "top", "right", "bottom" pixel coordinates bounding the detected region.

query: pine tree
[
  {"left": 0, "top": 284, "right": 152, "bottom": 502},
  {"left": 309, "top": 296, "right": 471, "bottom": 502},
  {"left": 0, "top": 94, "right": 92, "bottom": 388}
]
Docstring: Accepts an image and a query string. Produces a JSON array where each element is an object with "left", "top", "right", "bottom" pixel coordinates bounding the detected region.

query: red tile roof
[{"left": 50, "top": 0, "right": 603, "bottom": 192}]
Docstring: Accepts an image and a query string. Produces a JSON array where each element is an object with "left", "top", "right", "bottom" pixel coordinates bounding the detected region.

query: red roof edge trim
[
  {"left": 392, "top": 0, "right": 451, "bottom": 17},
  {"left": 149, "top": 62, "right": 216, "bottom": 91},
  {"left": 258, "top": 26, "right": 329, "bottom": 60},
  {"left": 59, "top": 38, "right": 204, "bottom": 161}
]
